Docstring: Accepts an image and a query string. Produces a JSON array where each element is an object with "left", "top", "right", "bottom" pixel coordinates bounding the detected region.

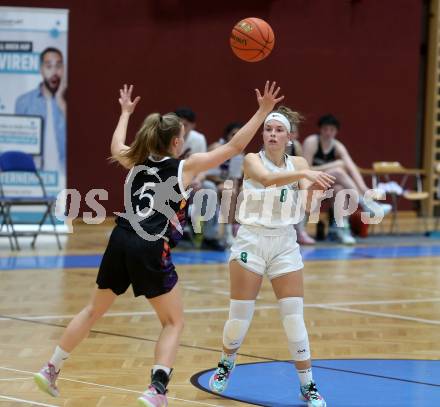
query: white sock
[
  {"left": 221, "top": 351, "right": 236, "bottom": 364},
  {"left": 152, "top": 365, "right": 171, "bottom": 376},
  {"left": 49, "top": 346, "right": 70, "bottom": 372},
  {"left": 297, "top": 367, "right": 313, "bottom": 386}
]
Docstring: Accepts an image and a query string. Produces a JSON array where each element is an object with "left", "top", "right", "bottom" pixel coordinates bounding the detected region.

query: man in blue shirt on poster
[{"left": 15, "top": 47, "right": 66, "bottom": 174}]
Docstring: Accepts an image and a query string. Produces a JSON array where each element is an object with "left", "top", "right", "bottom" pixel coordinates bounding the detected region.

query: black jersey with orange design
[{"left": 116, "top": 156, "right": 189, "bottom": 247}]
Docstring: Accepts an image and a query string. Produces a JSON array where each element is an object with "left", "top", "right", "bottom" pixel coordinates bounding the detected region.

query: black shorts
[{"left": 96, "top": 225, "right": 178, "bottom": 298}]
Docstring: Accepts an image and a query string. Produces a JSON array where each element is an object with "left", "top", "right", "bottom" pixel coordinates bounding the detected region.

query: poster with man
[{"left": 0, "top": 6, "right": 68, "bottom": 222}]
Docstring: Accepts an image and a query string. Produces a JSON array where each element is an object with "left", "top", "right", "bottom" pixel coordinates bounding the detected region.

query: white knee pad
[
  {"left": 222, "top": 299, "right": 255, "bottom": 350},
  {"left": 279, "top": 297, "right": 310, "bottom": 361}
]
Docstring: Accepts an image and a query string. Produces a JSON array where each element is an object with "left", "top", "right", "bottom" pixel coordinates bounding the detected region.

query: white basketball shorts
[{"left": 229, "top": 225, "right": 304, "bottom": 279}]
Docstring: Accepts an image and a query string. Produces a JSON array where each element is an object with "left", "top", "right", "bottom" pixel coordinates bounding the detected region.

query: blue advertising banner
[{"left": 0, "top": 7, "right": 68, "bottom": 222}]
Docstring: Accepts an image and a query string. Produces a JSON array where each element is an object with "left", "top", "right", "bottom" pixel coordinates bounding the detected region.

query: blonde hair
[
  {"left": 276, "top": 106, "right": 304, "bottom": 131},
  {"left": 117, "top": 112, "right": 182, "bottom": 166}
]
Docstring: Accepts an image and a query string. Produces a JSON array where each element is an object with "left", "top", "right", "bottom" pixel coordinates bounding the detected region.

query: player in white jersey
[{"left": 209, "top": 109, "right": 335, "bottom": 407}]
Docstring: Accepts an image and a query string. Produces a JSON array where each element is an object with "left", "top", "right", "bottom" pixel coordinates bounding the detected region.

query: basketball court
[
  {"left": 1, "top": 1, "right": 440, "bottom": 407},
  {"left": 0, "top": 223, "right": 439, "bottom": 406}
]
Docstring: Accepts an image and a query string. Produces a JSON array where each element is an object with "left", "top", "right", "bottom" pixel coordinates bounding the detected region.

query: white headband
[{"left": 264, "top": 112, "right": 292, "bottom": 133}]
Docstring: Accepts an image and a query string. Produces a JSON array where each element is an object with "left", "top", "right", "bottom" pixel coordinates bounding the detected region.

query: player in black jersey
[{"left": 34, "top": 82, "right": 284, "bottom": 406}]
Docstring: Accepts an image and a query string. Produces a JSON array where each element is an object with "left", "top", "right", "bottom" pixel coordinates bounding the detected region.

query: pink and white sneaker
[
  {"left": 137, "top": 385, "right": 168, "bottom": 407},
  {"left": 34, "top": 363, "right": 60, "bottom": 397}
]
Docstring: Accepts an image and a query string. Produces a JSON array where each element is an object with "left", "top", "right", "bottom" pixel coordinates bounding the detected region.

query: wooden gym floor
[{"left": 0, "top": 222, "right": 439, "bottom": 406}]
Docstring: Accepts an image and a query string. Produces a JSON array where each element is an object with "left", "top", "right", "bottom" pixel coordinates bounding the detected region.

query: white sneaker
[
  {"left": 336, "top": 228, "right": 356, "bottom": 245},
  {"left": 379, "top": 203, "right": 392, "bottom": 216},
  {"left": 360, "top": 198, "right": 392, "bottom": 217}
]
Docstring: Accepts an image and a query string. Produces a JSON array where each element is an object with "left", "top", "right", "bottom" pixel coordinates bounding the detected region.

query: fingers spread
[
  {"left": 269, "top": 81, "right": 276, "bottom": 94},
  {"left": 324, "top": 174, "right": 336, "bottom": 183},
  {"left": 317, "top": 180, "right": 327, "bottom": 189}
]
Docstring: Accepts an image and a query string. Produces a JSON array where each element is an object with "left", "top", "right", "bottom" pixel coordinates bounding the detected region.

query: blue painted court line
[
  {"left": 2, "top": 244, "right": 440, "bottom": 270},
  {"left": 301, "top": 244, "right": 440, "bottom": 260},
  {"left": 191, "top": 359, "right": 440, "bottom": 407},
  {"left": 0, "top": 254, "right": 101, "bottom": 271}
]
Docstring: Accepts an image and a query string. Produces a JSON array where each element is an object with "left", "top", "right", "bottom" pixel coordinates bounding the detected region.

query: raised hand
[
  {"left": 255, "top": 81, "right": 284, "bottom": 113},
  {"left": 119, "top": 84, "right": 141, "bottom": 114},
  {"left": 303, "top": 170, "right": 335, "bottom": 190}
]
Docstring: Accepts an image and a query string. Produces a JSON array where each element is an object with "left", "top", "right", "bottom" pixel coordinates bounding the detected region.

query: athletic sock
[
  {"left": 297, "top": 367, "right": 313, "bottom": 386},
  {"left": 49, "top": 346, "right": 70, "bottom": 372},
  {"left": 151, "top": 366, "right": 171, "bottom": 395},
  {"left": 152, "top": 364, "right": 171, "bottom": 376},
  {"left": 221, "top": 351, "right": 236, "bottom": 366}
]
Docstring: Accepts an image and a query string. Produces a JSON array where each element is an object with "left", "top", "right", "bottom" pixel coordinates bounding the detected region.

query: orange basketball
[{"left": 230, "top": 17, "right": 275, "bottom": 62}]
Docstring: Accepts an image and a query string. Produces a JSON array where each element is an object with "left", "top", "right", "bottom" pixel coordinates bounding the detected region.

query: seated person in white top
[
  {"left": 175, "top": 107, "right": 207, "bottom": 156},
  {"left": 174, "top": 107, "right": 225, "bottom": 250},
  {"left": 206, "top": 122, "right": 244, "bottom": 246}
]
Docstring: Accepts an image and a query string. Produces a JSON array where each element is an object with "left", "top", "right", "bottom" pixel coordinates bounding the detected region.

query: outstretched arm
[
  {"left": 182, "top": 81, "right": 283, "bottom": 188},
  {"left": 244, "top": 154, "right": 335, "bottom": 189},
  {"left": 110, "top": 84, "right": 141, "bottom": 169},
  {"left": 295, "top": 157, "right": 334, "bottom": 212}
]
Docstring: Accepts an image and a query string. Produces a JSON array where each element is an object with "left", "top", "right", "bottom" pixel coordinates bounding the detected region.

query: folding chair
[
  {"left": 0, "top": 151, "right": 62, "bottom": 250},
  {"left": 0, "top": 196, "right": 15, "bottom": 250}
]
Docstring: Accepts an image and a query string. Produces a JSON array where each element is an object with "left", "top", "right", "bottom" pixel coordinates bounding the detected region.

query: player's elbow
[
  {"left": 110, "top": 142, "right": 124, "bottom": 158},
  {"left": 110, "top": 149, "right": 121, "bottom": 163}
]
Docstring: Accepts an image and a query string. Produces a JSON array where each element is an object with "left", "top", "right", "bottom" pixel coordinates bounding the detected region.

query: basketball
[{"left": 230, "top": 17, "right": 275, "bottom": 62}]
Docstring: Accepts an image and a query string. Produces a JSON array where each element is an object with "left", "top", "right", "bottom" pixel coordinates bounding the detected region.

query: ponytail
[
  {"left": 276, "top": 106, "right": 304, "bottom": 132},
  {"left": 117, "top": 112, "right": 182, "bottom": 166}
]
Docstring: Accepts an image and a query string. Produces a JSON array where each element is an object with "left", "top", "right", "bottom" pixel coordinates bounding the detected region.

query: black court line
[
  {"left": 190, "top": 369, "right": 269, "bottom": 407},
  {"left": 2, "top": 313, "right": 439, "bottom": 389},
  {"left": 0, "top": 313, "right": 276, "bottom": 361},
  {"left": 312, "top": 363, "right": 440, "bottom": 387}
]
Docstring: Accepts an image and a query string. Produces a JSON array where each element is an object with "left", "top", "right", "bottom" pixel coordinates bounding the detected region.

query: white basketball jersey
[{"left": 237, "top": 150, "right": 302, "bottom": 228}]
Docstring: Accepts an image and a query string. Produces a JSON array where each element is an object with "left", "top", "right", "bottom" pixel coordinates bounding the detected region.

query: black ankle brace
[{"left": 150, "top": 368, "right": 172, "bottom": 395}]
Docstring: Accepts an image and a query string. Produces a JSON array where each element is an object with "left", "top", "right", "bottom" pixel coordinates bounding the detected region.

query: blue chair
[{"left": 0, "top": 151, "right": 62, "bottom": 250}]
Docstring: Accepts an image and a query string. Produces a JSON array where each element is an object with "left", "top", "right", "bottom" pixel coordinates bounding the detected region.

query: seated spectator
[
  {"left": 175, "top": 107, "right": 207, "bottom": 157},
  {"left": 175, "top": 107, "right": 225, "bottom": 251},
  {"left": 302, "top": 114, "right": 391, "bottom": 244},
  {"left": 206, "top": 122, "right": 244, "bottom": 246},
  {"left": 276, "top": 106, "right": 316, "bottom": 245}
]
